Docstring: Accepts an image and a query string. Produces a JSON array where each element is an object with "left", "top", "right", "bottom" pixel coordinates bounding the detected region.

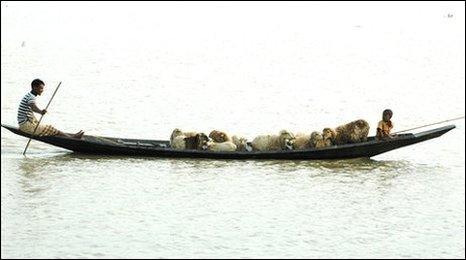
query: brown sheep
[
  {"left": 333, "top": 119, "right": 370, "bottom": 145},
  {"left": 208, "top": 130, "right": 232, "bottom": 143},
  {"left": 184, "top": 133, "right": 210, "bottom": 150},
  {"left": 293, "top": 133, "right": 311, "bottom": 150},
  {"left": 310, "top": 131, "right": 325, "bottom": 148}
]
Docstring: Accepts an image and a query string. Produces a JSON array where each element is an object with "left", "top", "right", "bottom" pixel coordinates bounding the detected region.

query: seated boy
[{"left": 376, "top": 109, "right": 394, "bottom": 140}]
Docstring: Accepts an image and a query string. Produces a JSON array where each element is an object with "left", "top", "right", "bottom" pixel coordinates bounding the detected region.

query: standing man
[{"left": 17, "top": 79, "right": 84, "bottom": 139}]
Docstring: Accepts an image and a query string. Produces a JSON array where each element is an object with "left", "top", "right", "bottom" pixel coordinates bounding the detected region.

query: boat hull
[{"left": 1, "top": 124, "right": 455, "bottom": 160}]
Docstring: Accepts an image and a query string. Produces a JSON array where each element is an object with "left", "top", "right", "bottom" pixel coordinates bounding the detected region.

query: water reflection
[
  {"left": 253, "top": 158, "right": 408, "bottom": 171},
  {"left": 13, "top": 152, "right": 433, "bottom": 172},
  {"left": 16, "top": 157, "right": 57, "bottom": 196},
  {"left": 10, "top": 151, "right": 449, "bottom": 209},
  {"left": 10, "top": 151, "right": 448, "bottom": 187}
]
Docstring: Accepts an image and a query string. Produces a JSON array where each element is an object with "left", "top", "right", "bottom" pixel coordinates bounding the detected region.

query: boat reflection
[{"left": 13, "top": 152, "right": 437, "bottom": 174}]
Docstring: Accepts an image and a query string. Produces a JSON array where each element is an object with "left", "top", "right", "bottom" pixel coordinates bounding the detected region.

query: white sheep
[
  {"left": 170, "top": 128, "right": 198, "bottom": 150},
  {"left": 251, "top": 130, "right": 295, "bottom": 151},
  {"left": 231, "top": 135, "right": 253, "bottom": 152},
  {"left": 206, "top": 141, "right": 237, "bottom": 152}
]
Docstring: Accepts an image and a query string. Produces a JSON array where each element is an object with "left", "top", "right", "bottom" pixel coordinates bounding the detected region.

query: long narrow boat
[{"left": 1, "top": 124, "right": 455, "bottom": 160}]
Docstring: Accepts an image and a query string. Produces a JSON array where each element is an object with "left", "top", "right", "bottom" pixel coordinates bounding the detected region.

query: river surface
[{"left": 1, "top": 2, "right": 465, "bottom": 258}]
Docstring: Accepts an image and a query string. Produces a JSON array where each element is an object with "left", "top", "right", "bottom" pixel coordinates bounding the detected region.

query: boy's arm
[
  {"left": 376, "top": 127, "right": 386, "bottom": 139},
  {"left": 377, "top": 126, "right": 393, "bottom": 139},
  {"left": 389, "top": 122, "right": 395, "bottom": 137},
  {"left": 376, "top": 121, "right": 386, "bottom": 136},
  {"left": 30, "top": 103, "right": 46, "bottom": 115}
]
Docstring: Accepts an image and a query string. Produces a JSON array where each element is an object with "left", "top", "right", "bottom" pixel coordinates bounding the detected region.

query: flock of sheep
[{"left": 170, "top": 119, "right": 370, "bottom": 152}]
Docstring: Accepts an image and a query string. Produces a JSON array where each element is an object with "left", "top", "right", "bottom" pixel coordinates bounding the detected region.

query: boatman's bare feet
[{"left": 73, "top": 130, "right": 84, "bottom": 139}]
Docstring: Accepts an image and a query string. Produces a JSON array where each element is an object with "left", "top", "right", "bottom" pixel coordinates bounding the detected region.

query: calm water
[{"left": 1, "top": 2, "right": 465, "bottom": 258}]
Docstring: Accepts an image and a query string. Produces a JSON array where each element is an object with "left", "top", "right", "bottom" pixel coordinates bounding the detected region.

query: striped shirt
[{"left": 17, "top": 92, "right": 37, "bottom": 124}]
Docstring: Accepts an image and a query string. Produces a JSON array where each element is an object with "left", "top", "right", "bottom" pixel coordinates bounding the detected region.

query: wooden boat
[{"left": 1, "top": 124, "right": 455, "bottom": 160}]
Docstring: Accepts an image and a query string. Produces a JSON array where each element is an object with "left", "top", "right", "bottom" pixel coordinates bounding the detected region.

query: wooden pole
[{"left": 23, "top": 82, "right": 62, "bottom": 156}]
